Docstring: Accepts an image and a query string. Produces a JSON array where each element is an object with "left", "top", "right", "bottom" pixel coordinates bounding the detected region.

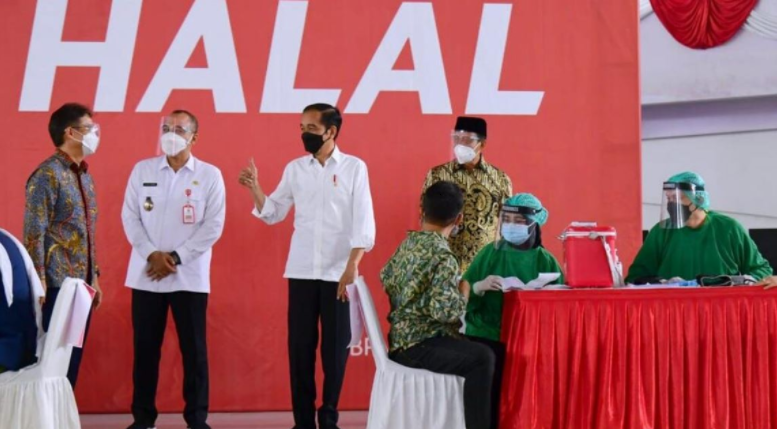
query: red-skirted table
[{"left": 499, "top": 287, "right": 777, "bottom": 429}]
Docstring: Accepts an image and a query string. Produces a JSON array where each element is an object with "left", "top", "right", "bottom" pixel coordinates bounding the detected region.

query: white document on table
[{"left": 501, "top": 273, "right": 562, "bottom": 292}]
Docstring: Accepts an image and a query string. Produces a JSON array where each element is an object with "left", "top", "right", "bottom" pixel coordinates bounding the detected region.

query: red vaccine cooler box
[{"left": 561, "top": 222, "right": 623, "bottom": 288}]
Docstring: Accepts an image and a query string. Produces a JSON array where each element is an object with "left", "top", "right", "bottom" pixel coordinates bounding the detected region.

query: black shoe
[{"left": 126, "top": 425, "right": 156, "bottom": 429}]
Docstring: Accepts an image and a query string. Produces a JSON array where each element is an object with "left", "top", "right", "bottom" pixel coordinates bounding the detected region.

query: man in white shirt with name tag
[
  {"left": 239, "top": 103, "right": 376, "bottom": 429},
  {"left": 121, "top": 110, "right": 226, "bottom": 429}
]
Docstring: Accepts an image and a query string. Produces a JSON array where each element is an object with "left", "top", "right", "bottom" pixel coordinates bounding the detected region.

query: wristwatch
[{"left": 169, "top": 251, "right": 182, "bottom": 266}]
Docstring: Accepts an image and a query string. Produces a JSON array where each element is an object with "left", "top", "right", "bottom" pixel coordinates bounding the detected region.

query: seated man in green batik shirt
[{"left": 382, "top": 181, "right": 496, "bottom": 429}]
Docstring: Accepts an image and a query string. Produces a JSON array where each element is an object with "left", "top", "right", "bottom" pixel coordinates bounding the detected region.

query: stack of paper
[{"left": 501, "top": 273, "right": 562, "bottom": 292}]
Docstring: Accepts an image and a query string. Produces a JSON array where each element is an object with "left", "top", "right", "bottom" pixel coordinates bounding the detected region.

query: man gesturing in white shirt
[
  {"left": 122, "top": 110, "right": 226, "bottom": 429},
  {"left": 239, "top": 103, "right": 376, "bottom": 429}
]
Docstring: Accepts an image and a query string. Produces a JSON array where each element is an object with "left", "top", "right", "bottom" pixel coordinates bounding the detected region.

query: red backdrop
[{"left": 0, "top": 0, "right": 641, "bottom": 413}]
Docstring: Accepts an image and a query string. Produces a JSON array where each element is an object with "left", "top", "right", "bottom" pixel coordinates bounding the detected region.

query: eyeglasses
[
  {"left": 71, "top": 123, "right": 100, "bottom": 137},
  {"left": 451, "top": 131, "right": 482, "bottom": 147},
  {"left": 72, "top": 124, "right": 97, "bottom": 133},
  {"left": 161, "top": 124, "right": 194, "bottom": 136}
]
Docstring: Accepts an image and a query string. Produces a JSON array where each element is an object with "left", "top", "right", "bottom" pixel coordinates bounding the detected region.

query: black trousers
[
  {"left": 466, "top": 336, "right": 506, "bottom": 429},
  {"left": 42, "top": 285, "right": 92, "bottom": 388},
  {"left": 390, "top": 336, "right": 496, "bottom": 429},
  {"left": 288, "top": 279, "right": 351, "bottom": 429},
  {"left": 131, "top": 289, "right": 209, "bottom": 429}
]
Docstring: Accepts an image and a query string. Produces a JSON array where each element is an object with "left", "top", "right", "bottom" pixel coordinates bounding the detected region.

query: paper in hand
[
  {"left": 65, "top": 283, "right": 96, "bottom": 348},
  {"left": 346, "top": 284, "right": 364, "bottom": 348},
  {"left": 501, "top": 273, "right": 562, "bottom": 292}
]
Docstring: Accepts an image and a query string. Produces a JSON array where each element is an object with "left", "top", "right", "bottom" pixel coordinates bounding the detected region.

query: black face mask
[
  {"left": 302, "top": 130, "right": 328, "bottom": 154},
  {"left": 667, "top": 201, "right": 693, "bottom": 225}
]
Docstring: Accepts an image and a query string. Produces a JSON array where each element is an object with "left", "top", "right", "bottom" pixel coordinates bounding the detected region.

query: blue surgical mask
[{"left": 502, "top": 223, "right": 532, "bottom": 246}]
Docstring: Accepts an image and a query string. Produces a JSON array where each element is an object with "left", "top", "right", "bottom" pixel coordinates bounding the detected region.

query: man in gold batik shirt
[{"left": 421, "top": 117, "right": 513, "bottom": 272}]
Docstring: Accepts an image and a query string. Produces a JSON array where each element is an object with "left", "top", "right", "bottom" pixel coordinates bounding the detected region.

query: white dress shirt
[
  {"left": 122, "top": 155, "right": 226, "bottom": 293},
  {"left": 254, "top": 147, "right": 376, "bottom": 282}
]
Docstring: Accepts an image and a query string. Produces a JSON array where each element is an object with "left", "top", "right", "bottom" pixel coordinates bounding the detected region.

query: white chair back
[
  {"left": 355, "top": 277, "right": 389, "bottom": 371},
  {"left": 0, "top": 278, "right": 87, "bottom": 429}
]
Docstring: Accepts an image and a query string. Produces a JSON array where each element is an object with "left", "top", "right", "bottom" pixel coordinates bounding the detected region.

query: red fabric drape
[
  {"left": 500, "top": 288, "right": 777, "bottom": 429},
  {"left": 650, "top": 0, "right": 758, "bottom": 49}
]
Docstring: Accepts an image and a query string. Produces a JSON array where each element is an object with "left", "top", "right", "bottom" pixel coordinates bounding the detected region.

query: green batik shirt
[
  {"left": 381, "top": 231, "right": 468, "bottom": 353},
  {"left": 422, "top": 158, "right": 513, "bottom": 272}
]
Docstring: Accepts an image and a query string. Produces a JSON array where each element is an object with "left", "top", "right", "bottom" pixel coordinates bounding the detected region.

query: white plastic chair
[
  {"left": 0, "top": 277, "right": 92, "bottom": 429},
  {"left": 353, "top": 277, "right": 466, "bottom": 429}
]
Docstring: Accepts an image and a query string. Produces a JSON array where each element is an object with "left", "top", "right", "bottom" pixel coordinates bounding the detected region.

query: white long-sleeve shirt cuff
[
  {"left": 350, "top": 236, "right": 375, "bottom": 252},
  {"left": 137, "top": 242, "right": 157, "bottom": 262},
  {"left": 252, "top": 199, "right": 278, "bottom": 222},
  {"left": 174, "top": 246, "right": 193, "bottom": 266}
]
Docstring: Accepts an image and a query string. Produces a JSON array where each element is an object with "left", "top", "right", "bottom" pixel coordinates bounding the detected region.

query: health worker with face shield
[
  {"left": 626, "top": 171, "right": 777, "bottom": 288},
  {"left": 421, "top": 117, "right": 513, "bottom": 272},
  {"left": 122, "top": 110, "right": 226, "bottom": 429},
  {"left": 461, "top": 193, "right": 563, "bottom": 429}
]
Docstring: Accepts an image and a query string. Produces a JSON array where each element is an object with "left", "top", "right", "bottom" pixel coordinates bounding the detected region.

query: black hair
[
  {"left": 48, "top": 103, "right": 93, "bottom": 148},
  {"left": 422, "top": 181, "right": 464, "bottom": 226},
  {"left": 171, "top": 109, "right": 199, "bottom": 132},
  {"left": 517, "top": 224, "right": 543, "bottom": 250},
  {"left": 303, "top": 103, "right": 342, "bottom": 138}
]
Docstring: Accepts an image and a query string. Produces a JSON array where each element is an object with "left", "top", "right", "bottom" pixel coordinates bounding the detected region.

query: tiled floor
[{"left": 80, "top": 411, "right": 368, "bottom": 429}]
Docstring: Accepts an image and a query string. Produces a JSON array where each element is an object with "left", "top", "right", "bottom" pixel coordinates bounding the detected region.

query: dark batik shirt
[
  {"left": 24, "top": 151, "right": 98, "bottom": 290},
  {"left": 422, "top": 158, "right": 513, "bottom": 272}
]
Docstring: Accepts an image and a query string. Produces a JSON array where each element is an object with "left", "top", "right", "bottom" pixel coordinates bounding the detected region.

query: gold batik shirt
[{"left": 421, "top": 158, "right": 512, "bottom": 272}]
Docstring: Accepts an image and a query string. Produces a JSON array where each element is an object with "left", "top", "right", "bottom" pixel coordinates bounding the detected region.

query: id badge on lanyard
[{"left": 183, "top": 189, "right": 196, "bottom": 224}]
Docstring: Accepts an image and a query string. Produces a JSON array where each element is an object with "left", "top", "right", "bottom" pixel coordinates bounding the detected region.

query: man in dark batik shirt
[
  {"left": 421, "top": 117, "right": 513, "bottom": 272},
  {"left": 23, "top": 102, "right": 104, "bottom": 387}
]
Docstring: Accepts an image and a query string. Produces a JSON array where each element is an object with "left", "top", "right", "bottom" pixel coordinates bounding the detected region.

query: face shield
[
  {"left": 495, "top": 205, "right": 538, "bottom": 250},
  {"left": 451, "top": 130, "right": 483, "bottom": 165},
  {"left": 159, "top": 116, "right": 195, "bottom": 157},
  {"left": 73, "top": 122, "right": 100, "bottom": 140},
  {"left": 660, "top": 181, "right": 704, "bottom": 229}
]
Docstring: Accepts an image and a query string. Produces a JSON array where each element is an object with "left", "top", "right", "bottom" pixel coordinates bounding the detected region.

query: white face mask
[
  {"left": 160, "top": 132, "right": 190, "bottom": 157},
  {"left": 454, "top": 144, "right": 478, "bottom": 164},
  {"left": 74, "top": 129, "right": 100, "bottom": 157}
]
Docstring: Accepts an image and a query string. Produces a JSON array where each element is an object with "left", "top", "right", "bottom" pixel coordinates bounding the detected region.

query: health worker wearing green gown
[
  {"left": 462, "top": 193, "right": 564, "bottom": 429},
  {"left": 626, "top": 171, "right": 777, "bottom": 288}
]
